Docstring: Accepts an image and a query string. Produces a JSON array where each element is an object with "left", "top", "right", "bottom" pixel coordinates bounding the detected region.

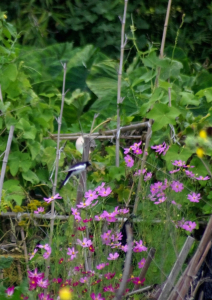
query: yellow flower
[
  {"left": 59, "top": 287, "right": 72, "bottom": 300},
  {"left": 199, "top": 130, "right": 207, "bottom": 139},
  {"left": 4, "top": 14, "right": 7, "bottom": 19},
  {"left": 196, "top": 148, "right": 204, "bottom": 158}
]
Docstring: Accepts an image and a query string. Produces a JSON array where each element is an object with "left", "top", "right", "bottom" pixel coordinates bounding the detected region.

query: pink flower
[
  {"left": 154, "top": 197, "right": 166, "bottom": 205},
  {"left": 104, "top": 272, "right": 115, "bottom": 280},
  {"left": 182, "top": 221, "right": 196, "bottom": 232},
  {"left": 101, "top": 230, "right": 112, "bottom": 245},
  {"left": 71, "top": 208, "right": 80, "bottom": 216},
  {"left": 132, "top": 277, "right": 145, "bottom": 285},
  {"left": 37, "top": 278, "right": 49, "bottom": 288},
  {"left": 120, "top": 244, "right": 128, "bottom": 252},
  {"left": 172, "top": 160, "right": 185, "bottom": 167},
  {"left": 43, "top": 193, "right": 62, "bottom": 203},
  {"left": 29, "top": 248, "right": 38, "bottom": 260},
  {"left": 34, "top": 207, "right": 44, "bottom": 214},
  {"left": 107, "top": 252, "right": 119, "bottom": 260},
  {"left": 96, "top": 263, "right": 106, "bottom": 270},
  {"left": 134, "top": 148, "right": 142, "bottom": 155},
  {"left": 124, "top": 155, "right": 134, "bottom": 168},
  {"left": 37, "top": 244, "right": 51, "bottom": 259},
  {"left": 151, "top": 142, "right": 167, "bottom": 154},
  {"left": 185, "top": 170, "right": 195, "bottom": 178},
  {"left": 5, "top": 287, "right": 14, "bottom": 297},
  {"left": 119, "top": 208, "right": 129, "bottom": 215},
  {"left": 169, "top": 168, "right": 180, "bottom": 174},
  {"left": 196, "top": 175, "right": 210, "bottom": 180},
  {"left": 38, "top": 293, "right": 53, "bottom": 300},
  {"left": 171, "top": 181, "right": 184, "bottom": 192},
  {"left": 84, "top": 190, "right": 98, "bottom": 201},
  {"left": 28, "top": 268, "right": 44, "bottom": 280},
  {"left": 83, "top": 218, "right": 92, "bottom": 223},
  {"left": 67, "top": 247, "right": 78, "bottom": 260},
  {"left": 95, "top": 215, "right": 104, "bottom": 221},
  {"left": 111, "top": 231, "right": 123, "bottom": 242},
  {"left": 138, "top": 258, "right": 146, "bottom": 268},
  {"left": 90, "top": 293, "right": 105, "bottom": 300},
  {"left": 95, "top": 182, "right": 105, "bottom": 193},
  {"left": 77, "top": 199, "right": 92, "bottom": 208},
  {"left": 133, "top": 240, "right": 147, "bottom": 252},
  {"left": 77, "top": 238, "right": 92, "bottom": 248},
  {"left": 98, "top": 187, "right": 112, "bottom": 197},
  {"left": 187, "top": 192, "right": 201, "bottom": 203},
  {"left": 80, "top": 276, "right": 88, "bottom": 283},
  {"left": 103, "top": 284, "right": 115, "bottom": 292},
  {"left": 144, "top": 172, "right": 152, "bottom": 181}
]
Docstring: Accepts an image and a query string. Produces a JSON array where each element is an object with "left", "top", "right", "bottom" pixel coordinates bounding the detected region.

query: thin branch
[
  {"left": 0, "top": 126, "right": 14, "bottom": 206},
  {"left": 125, "top": 285, "right": 153, "bottom": 297},
  {"left": 0, "top": 85, "right": 3, "bottom": 102},
  {"left": 115, "top": 224, "right": 133, "bottom": 300},
  {"left": 45, "top": 63, "right": 67, "bottom": 282},
  {"left": 116, "top": 0, "right": 129, "bottom": 167},
  {"left": 20, "top": 227, "right": 29, "bottom": 272}
]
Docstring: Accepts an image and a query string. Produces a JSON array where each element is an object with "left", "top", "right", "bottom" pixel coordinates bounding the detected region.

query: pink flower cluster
[
  {"left": 29, "top": 244, "right": 51, "bottom": 261},
  {"left": 176, "top": 219, "right": 196, "bottom": 232},
  {"left": 28, "top": 268, "right": 49, "bottom": 290},
  {"left": 151, "top": 142, "right": 169, "bottom": 155},
  {"left": 95, "top": 206, "right": 129, "bottom": 223},
  {"left": 124, "top": 142, "right": 143, "bottom": 168}
]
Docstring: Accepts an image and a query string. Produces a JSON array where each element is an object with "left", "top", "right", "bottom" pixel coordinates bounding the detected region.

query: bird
[{"left": 59, "top": 161, "right": 91, "bottom": 190}]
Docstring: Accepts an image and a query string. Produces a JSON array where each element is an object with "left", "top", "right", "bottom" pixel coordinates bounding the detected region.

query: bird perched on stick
[{"left": 59, "top": 161, "right": 91, "bottom": 190}]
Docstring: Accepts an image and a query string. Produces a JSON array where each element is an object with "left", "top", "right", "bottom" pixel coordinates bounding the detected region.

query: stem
[
  {"left": 21, "top": 227, "right": 29, "bottom": 272},
  {"left": 0, "top": 126, "right": 14, "bottom": 206},
  {"left": 45, "top": 63, "right": 67, "bottom": 281},
  {"left": 116, "top": 0, "right": 129, "bottom": 167}
]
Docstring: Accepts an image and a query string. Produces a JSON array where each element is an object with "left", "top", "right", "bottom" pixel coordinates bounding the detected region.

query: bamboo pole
[
  {"left": 45, "top": 63, "right": 67, "bottom": 283},
  {"left": 0, "top": 126, "right": 14, "bottom": 206},
  {"left": 116, "top": 0, "right": 129, "bottom": 167}
]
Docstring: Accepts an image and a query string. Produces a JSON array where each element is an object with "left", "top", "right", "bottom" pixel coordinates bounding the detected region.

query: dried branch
[
  {"left": 0, "top": 85, "right": 3, "bottom": 102},
  {"left": 125, "top": 285, "right": 153, "bottom": 297},
  {"left": 0, "top": 126, "right": 14, "bottom": 206},
  {"left": 158, "top": 236, "right": 194, "bottom": 300},
  {"left": 116, "top": 0, "right": 129, "bottom": 167},
  {"left": 45, "top": 63, "right": 67, "bottom": 282},
  {"left": 20, "top": 228, "right": 29, "bottom": 272},
  {"left": 115, "top": 224, "right": 133, "bottom": 300}
]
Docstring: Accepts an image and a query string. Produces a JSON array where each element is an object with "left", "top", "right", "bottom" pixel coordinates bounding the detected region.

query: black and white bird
[{"left": 59, "top": 161, "right": 91, "bottom": 190}]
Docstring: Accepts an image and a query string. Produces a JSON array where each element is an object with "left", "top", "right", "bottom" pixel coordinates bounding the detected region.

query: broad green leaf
[
  {"left": 196, "top": 87, "right": 212, "bottom": 103},
  {"left": 146, "top": 103, "right": 181, "bottom": 131},
  {"left": 179, "top": 92, "right": 199, "bottom": 106},
  {"left": 108, "top": 166, "right": 125, "bottom": 181},
  {"left": 2, "top": 63, "right": 18, "bottom": 82},
  {"left": 22, "top": 170, "right": 39, "bottom": 184},
  {"left": 28, "top": 141, "right": 41, "bottom": 160},
  {"left": 9, "top": 160, "right": 19, "bottom": 176},
  {"left": 23, "top": 127, "right": 37, "bottom": 140}
]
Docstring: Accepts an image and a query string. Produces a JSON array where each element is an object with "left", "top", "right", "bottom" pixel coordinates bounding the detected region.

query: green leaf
[
  {"left": 108, "top": 166, "right": 125, "bottom": 181},
  {"left": 28, "top": 141, "right": 41, "bottom": 160},
  {"left": 9, "top": 160, "right": 19, "bottom": 176},
  {"left": 146, "top": 103, "right": 181, "bottom": 131},
  {"left": 179, "top": 92, "right": 199, "bottom": 106},
  {"left": 0, "top": 256, "right": 13, "bottom": 269},
  {"left": 196, "top": 87, "right": 212, "bottom": 103},
  {"left": 22, "top": 170, "right": 39, "bottom": 184},
  {"left": 2, "top": 64, "right": 18, "bottom": 82}
]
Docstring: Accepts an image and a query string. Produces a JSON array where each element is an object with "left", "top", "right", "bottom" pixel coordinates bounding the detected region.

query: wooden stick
[
  {"left": 0, "top": 85, "right": 3, "bottom": 102},
  {"left": 169, "top": 215, "right": 212, "bottom": 300},
  {"left": 116, "top": 0, "right": 129, "bottom": 167},
  {"left": 46, "top": 135, "right": 144, "bottom": 141},
  {"left": 0, "top": 126, "right": 14, "bottom": 206},
  {"left": 158, "top": 236, "right": 194, "bottom": 300},
  {"left": 45, "top": 63, "right": 67, "bottom": 283},
  {"left": 115, "top": 224, "right": 133, "bottom": 300}
]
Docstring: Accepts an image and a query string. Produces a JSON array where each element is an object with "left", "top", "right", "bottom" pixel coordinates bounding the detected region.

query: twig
[
  {"left": 158, "top": 236, "right": 194, "bottom": 300},
  {"left": 47, "top": 135, "right": 144, "bottom": 140},
  {"left": 20, "top": 227, "right": 29, "bottom": 272},
  {"left": 116, "top": 0, "right": 129, "bottom": 167},
  {"left": 125, "top": 285, "right": 153, "bottom": 297},
  {"left": 115, "top": 224, "right": 133, "bottom": 300},
  {"left": 0, "top": 126, "right": 14, "bottom": 206},
  {"left": 45, "top": 62, "right": 67, "bottom": 282}
]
